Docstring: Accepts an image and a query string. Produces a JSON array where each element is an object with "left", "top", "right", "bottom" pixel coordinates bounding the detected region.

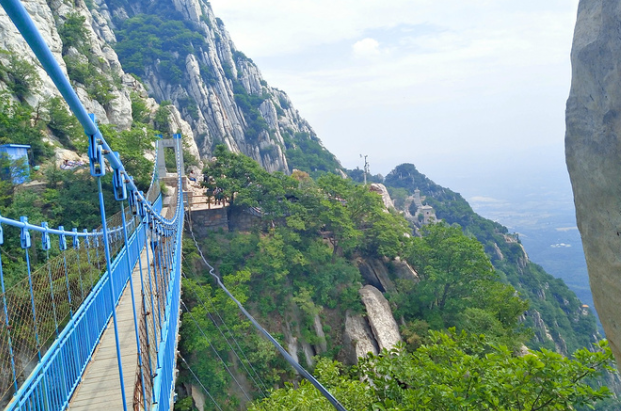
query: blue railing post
[
  {"left": 115, "top": 154, "right": 148, "bottom": 411},
  {"left": 0, "top": 216, "right": 18, "bottom": 394},
  {"left": 42, "top": 222, "right": 59, "bottom": 336},
  {"left": 84, "top": 229, "right": 94, "bottom": 287},
  {"left": 148, "top": 212, "right": 164, "bottom": 333},
  {"left": 88, "top": 113, "right": 129, "bottom": 411},
  {"left": 73, "top": 228, "right": 86, "bottom": 301},
  {"left": 20, "top": 216, "right": 42, "bottom": 361},
  {"left": 59, "top": 226, "right": 73, "bottom": 318}
]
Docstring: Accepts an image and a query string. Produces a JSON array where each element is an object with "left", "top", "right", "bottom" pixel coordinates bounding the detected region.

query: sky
[{"left": 208, "top": 0, "right": 580, "bottom": 196}]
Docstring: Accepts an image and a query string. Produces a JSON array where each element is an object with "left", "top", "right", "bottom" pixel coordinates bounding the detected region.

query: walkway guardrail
[{"left": 0, "top": 0, "right": 184, "bottom": 409}]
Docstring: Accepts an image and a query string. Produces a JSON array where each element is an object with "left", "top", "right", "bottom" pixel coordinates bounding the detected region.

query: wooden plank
[{"left": 68, "top": 249, "right": 150, "bottom": 410}]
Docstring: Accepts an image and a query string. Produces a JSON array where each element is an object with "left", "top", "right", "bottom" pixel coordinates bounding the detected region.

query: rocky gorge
[{"left": 0, "top": 0, "right": 616, "bottom": 408}]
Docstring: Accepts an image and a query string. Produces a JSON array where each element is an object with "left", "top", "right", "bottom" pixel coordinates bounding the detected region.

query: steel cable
[{"left": 185, "top": 216, "right": 348, "bottom": 411}]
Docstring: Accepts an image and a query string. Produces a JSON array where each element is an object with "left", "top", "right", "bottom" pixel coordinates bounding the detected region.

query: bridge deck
[{"left": 68, "top": 248, "right": 148, "bottom": 410}]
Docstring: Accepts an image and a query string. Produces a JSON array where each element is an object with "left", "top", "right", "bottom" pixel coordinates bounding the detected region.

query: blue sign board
[{"left": 0, "top": 144, "right": 31, "bottom": 184}]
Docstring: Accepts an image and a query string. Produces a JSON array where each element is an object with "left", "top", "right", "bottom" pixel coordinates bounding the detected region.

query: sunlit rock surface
[
  {"left": 566, "top": 0, "right": 621, "bottom": 365},
  {"left": 359, "top": 285, "right": 402, "bottom": 351}
]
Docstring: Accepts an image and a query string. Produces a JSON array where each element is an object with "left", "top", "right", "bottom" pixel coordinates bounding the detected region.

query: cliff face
[
  {"left": 0, "top": 0, "right": 201, "bottom": 165},
  {"left": 566, "top": 0, "right": 621, "bottom": 365},
  {"left": 94, "top": 0, "right": 327, "bottom": 174},
  {"left": 384, "top": 163, "right": 599, "bottom": 355},
  {"left": 1, "top": 0, "right": 334, "bottom": 174}
]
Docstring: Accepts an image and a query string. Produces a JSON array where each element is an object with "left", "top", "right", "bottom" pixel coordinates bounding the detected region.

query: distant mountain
[
  {"left": 380, "top": 163, "right": 599, "bottom": 354},
  {"left": 101, "top": 0, "right": 341, "bottom": 175}
]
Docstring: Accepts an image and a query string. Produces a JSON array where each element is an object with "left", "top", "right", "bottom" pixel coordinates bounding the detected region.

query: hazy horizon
[{"left": 209, "top": 0, "right": 579, "bottom": 192}]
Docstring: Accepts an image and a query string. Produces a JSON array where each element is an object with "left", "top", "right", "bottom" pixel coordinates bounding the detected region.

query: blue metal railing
[
  {"left": 9, "top": 223, "right": 146, "bottom": 410},
  {"left": 153, "top": 138, "right": 184, "bottom": 410},
  {"left": 0, "top": 0, "right": 185, "bottom": 409}
]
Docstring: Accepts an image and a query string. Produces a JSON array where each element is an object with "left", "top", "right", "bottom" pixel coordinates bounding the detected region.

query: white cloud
[
  {"left": 469, "top": 196, "right": 502, "bottom": 203},
  {"left": 556, "top": 227, "right": 579, "bottom": 232},
  {"left": 352, "top": 38, "right": 380, "bottom": 57},
  {"left": 207, "top": 0, "right": 581, "bottom": 174}
]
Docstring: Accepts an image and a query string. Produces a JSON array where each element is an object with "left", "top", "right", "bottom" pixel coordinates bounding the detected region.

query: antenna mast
[{"left": 360, "top": 154, "right": 369, "bottom": 185}]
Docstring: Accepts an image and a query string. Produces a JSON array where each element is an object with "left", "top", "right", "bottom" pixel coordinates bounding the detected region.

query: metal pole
[
  {"left": 120, "top": 201, "right": 148, "bottom": 411},
  {"left": 96, "top": 177, "right": 128, "bottom": 411}
]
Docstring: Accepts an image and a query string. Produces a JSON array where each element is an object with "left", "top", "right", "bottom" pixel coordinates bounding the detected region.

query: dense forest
[
  {"left": 174, "top": 147, "right": 617, "bottom": 410},
  {"left": 0, "top": 1, "right": 617, "bottom": 409}
]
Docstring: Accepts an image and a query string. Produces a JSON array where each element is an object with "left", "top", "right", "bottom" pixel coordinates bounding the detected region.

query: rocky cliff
[
  {"left": 0, "top": 0, "right": 202, "bottom": 166},
  {"left": 94, "top": 0, "right": 337, "bottom": 174},
  {"left": 0, "top": 0, "right": 338, "bottom": 176},
  {"left": 566, "top": 0, "right": 621, "bottom": 365}
]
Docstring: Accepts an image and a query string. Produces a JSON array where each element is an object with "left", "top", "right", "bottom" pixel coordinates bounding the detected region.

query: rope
[
  {"left": 181, "top": 270, "right": 269, "bottom": 396},
  {"left": 179, "top": 355, "right": 223, "bottom": 411},
  {"left": 180, "top": 300, "right": 253, "bottom": 402},
  {"left": 185, "top": 219, "right": 349, "bottom": 411}
]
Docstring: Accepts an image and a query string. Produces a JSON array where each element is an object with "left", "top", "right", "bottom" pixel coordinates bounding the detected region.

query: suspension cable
[
  {"left": 185, "top": 220, "right": 348, "bottom": 411},
  {"left": 180, "top": 300, "right": 252, "bottom": 402},
  {"left": 179, "top": 355, "right": 223, "bottom": 411}
]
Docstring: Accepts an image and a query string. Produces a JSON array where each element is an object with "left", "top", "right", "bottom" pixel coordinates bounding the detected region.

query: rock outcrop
[
  {"left": 343, "top": 311, "right": 379, "bottom": 363},
  {"left": 369, "top": 183, "right": 395, "bottom": 210},
  {"left": 392, "top": 257, "right": 419, "bottom": 283},
  {"left": 357, "top": 258, "right": 395, "bottom": 292},
  {"left": 0, "top": 0, "right": 199, "bottom": 160},
  {"left": 566, "top": 0, "right": 621, "bottom": 365},
  {"left": 359, "top": 285, "right": 402, "bottom": 351},
  {"left": 95, "top": 0, "right": 329, "bottom": 174}
]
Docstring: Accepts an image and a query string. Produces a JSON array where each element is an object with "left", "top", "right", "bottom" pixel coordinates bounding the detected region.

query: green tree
[
  {"left": 396, "top": 222, "right": 527, "bottom": 341},
  {"left": 251, "top": 330, "right": 615, "bottom": 411}
]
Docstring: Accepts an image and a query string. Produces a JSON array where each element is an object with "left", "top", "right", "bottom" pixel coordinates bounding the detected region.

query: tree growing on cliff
[
  {"left": 393, "top": 222, "right": 528, "bottom": 345},
  {"left": 249, "top": 330, "right": 615, "bottom": 411}
]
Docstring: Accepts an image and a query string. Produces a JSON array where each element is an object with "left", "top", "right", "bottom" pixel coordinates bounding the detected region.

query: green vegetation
[
  {"left": 229, "top": 79, "right": 270, "bottom": 142},
  {"left": 58, "top": 13, "right": 115, "bottom": 106},
  {"left": 114, "top": 14, "right": 205, "bottom": 85},
  {"left": 0, "top": 94, "right": 53, "bottom": 162},
  {"left": 0, "top": 50, "right": 40, "bottom": 100},
  {"left": 177, "top": 148, "right": 615, "bottom": 409},
  {"left": 282, "top": 130, "right": 342, "bottom": 177},
  {"left": 44, "top": 97, "right": 84, "bottom": 150},
  {"left": 383, "top": 163, "right": 599, "bottom": 354},
  {"left": 393, "top": 223, "right": 529, "bottom": 347},
  {"left": 250, "top": 332, "right": 614, "bottom": 411},
  {"left": 58, "top": 13, "right": 90, "bottom": 53}
]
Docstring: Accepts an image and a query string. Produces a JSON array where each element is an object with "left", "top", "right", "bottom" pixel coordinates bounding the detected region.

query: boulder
[
  {"left": 566, "top": 0, "right": 621, "bottom": 365},
  {"left": 359, "top": 285, "right": 402, "bottom": 351},
  {"left": 369, "top": 183, "right": 395, "bottom": 210},
  {"left": 343, "top": 311, "right": 378, "bottom": 363}
]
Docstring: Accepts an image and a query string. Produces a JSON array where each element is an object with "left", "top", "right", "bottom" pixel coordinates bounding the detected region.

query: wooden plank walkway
[{"left": 68, "top": 249, "right": 149, "bottom": 410}]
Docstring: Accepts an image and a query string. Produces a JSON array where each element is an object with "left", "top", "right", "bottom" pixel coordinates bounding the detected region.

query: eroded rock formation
[
  {"left": 359, "top": 285, "right": 402, "bottom": 351},
  {"left": 566, "top": 0, "right": 621, "bottom": 364},
  {"left": 343, "top": 311, "right": 379, "bottom": 363},
  {"left": 96, "top": 0, "right": 325, "bottom": 173}
]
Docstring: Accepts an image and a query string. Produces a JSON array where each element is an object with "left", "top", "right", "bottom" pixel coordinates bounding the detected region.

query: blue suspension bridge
[
  {"left": 0, "top": 0, "right": 349, "bottom": 410},
  {"left": 0, "top": 0, "right": 183, "bottom": 409}
]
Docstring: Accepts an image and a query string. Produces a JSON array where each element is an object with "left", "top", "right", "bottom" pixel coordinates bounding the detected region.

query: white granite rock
[
  {"left": 359, "top": 285, "right": 402, "bottom": 351},
  {"left": 566, "top": 0, "right": 621, "bottom": 365}
]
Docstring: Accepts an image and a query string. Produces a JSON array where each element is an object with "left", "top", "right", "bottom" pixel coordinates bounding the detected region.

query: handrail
[
  {"left": 0, "top": 1, "right": 185, "bottom": 410},
  {"left": 0, "top": 0, "right": 176, "bottom": 228}
]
